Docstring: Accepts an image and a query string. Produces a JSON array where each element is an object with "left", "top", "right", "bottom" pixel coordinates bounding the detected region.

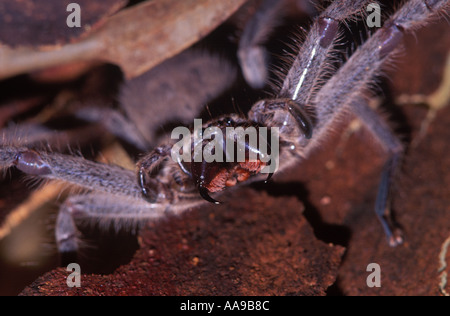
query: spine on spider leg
[
  {"left": 279, "top": 0, "right": 375, "bottom": 105},
  {"left": 313, "top": 0, "right": 449, "bottom": 134}
]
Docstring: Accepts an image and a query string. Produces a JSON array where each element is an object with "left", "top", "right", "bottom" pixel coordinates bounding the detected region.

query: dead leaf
[{"left": 0, "top": 0, "right": 248, "bottom": 80}]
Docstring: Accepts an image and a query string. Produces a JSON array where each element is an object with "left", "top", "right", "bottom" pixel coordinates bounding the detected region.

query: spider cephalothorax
[{"left": 137, "top": 99, "right": 314, "bottom": 204}]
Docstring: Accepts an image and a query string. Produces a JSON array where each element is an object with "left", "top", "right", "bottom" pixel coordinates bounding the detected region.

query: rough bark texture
[{"left": 20, "top": 189, "right": 344, "bottom": 296}]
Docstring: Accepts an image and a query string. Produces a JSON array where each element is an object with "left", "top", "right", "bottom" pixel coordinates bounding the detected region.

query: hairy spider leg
[
  {"left": 311, "top": 0, "right": 450, "bottom": 246},
  {"left": 352, "top": 98, "right": 404, "bottom": 246},
  {"left": 280, "top": 0, "right": 375, "bottom": 105}
]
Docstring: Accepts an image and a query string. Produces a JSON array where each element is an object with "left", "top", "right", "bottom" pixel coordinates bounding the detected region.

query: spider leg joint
[{"left": 13, "top": 149, "right": 52, "bottom": 176}]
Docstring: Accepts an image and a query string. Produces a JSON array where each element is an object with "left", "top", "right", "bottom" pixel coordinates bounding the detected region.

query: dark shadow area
[
  {"left": 326, "top": 277, "right": 345, "bottom": 296},
  {"left": 60, "top": 225, "right": 140, "bottom": 275},
  {"left": 251, "top": 180, "right": 351, "bottom": 248}
]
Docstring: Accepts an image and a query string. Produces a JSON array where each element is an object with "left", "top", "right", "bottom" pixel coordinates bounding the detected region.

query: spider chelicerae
[{"left": 1, "top": 0, "right": 448, "bottom": 254}]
